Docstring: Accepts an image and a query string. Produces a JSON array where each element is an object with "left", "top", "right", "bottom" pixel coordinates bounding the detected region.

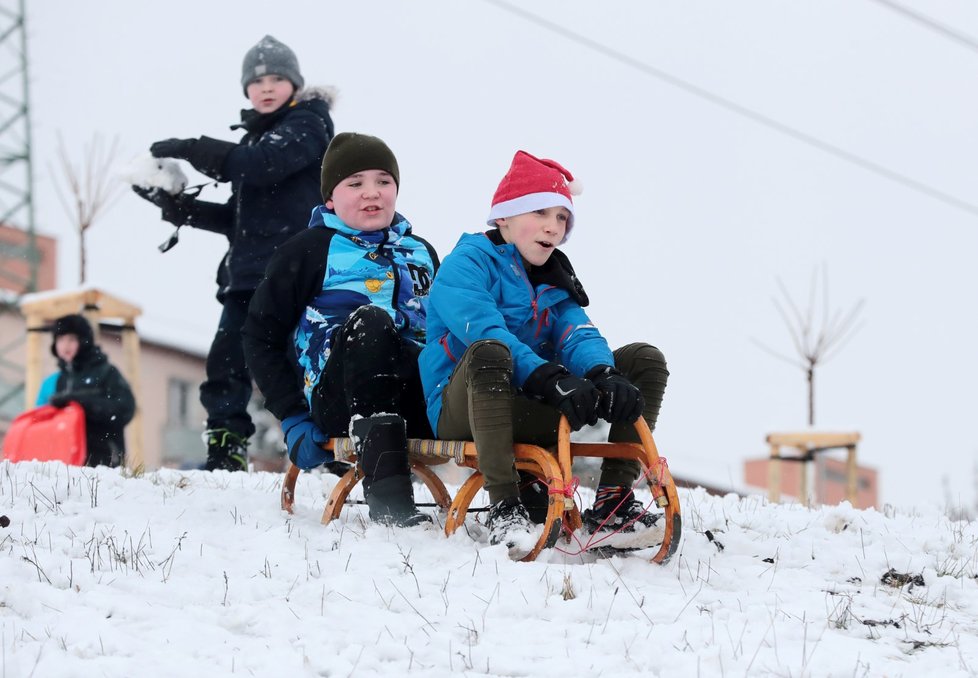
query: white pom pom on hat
[{"left": 486, "top": 150, "right": 582, "bottom": 243}]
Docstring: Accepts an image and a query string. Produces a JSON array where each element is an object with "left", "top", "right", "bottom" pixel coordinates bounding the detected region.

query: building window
[{"left": 167, "top": 378, "right": 192, "bottom": 426}]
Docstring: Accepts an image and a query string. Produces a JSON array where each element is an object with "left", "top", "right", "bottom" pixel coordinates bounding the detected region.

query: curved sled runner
[{"left": 280, "top": 417, "right": 681, "bottom": 564}]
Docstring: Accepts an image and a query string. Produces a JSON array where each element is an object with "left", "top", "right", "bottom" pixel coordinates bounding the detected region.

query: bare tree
[
  {"left": 51, "top": 133, "right": 125, "bottom": 285},
  {"left": 753, "top": 265, "right": 865, "bottom": 426}
]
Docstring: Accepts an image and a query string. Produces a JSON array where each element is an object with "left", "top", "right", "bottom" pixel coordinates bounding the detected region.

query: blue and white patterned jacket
[{"left": 242, "top": 206, "right": 438, "bottom": 420}]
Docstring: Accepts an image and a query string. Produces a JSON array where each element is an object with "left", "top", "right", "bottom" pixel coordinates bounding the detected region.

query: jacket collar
[
  {"left": 476, "top": 230, "right": 590, "bottom": 306},
  {"left": 231, "top": 97, "right": 296, "bottom": 133},
  {"left": 307, "top": 205, "right": 412, "bottom": 244},
  {"left": 232, "top": 86, "right": 335, "bottom": 133}
]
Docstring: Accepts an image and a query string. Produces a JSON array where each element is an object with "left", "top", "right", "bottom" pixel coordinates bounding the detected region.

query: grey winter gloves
[
  {"left": 522, "top": 362, "right": 644, "bottom": 431},
  {"left": 320, "top": 132, "right": 400, "bottom": 201}
]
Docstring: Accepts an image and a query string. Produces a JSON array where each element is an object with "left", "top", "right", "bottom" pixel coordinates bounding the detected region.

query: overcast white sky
[{"left": 23, "top": 1, "right": 978, "bottom": 507}]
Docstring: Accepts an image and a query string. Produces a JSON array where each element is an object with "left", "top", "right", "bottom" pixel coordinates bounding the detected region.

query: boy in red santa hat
[{"left": 419, "top": 150, "right": 670, "bottom": 559}]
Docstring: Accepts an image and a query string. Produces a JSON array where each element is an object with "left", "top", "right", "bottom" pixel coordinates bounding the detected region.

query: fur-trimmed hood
[{"left": 295, "top": 85, "right": 338, "bottom": 109}]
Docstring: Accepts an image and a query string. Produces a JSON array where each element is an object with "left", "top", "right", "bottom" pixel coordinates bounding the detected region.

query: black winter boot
[
  {"left": 518, "top": 470, "right": 550, "bottom": 524},
  {"left": 204, "top": 429, "right": 248, "bottom": 472},
  {"left": 353, "top": 415, "right": 430, "bottom": 527},
  {"left": 486, "top": 496, "right": 535, "bottom": 560},
  {"left": 581, "top": 485, "right": 660, "bottom": 550}
]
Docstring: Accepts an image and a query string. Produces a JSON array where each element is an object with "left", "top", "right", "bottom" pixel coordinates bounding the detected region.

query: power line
[
  {"left": 867, "top": 0, "right": 978, "bottom": 54},
  {"left": 481, "top": 0, "right": 978, "bottom": 219}
]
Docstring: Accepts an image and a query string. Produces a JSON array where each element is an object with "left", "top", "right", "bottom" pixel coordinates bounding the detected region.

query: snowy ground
[{"left": 1, "top": 461, "right": 977, "bottom": 677}]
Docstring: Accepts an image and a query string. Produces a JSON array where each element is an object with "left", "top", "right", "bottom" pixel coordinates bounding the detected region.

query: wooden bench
[{"left": 281, "top": 417, "right": 681, "bottom": 564}]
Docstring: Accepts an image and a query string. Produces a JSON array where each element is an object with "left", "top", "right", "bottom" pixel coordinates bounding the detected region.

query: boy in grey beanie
[{"left": 133, "top": 36, "right": 336, "bottom": 471}]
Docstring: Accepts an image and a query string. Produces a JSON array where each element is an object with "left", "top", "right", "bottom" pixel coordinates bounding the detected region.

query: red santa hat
[{"left": 486, "top": 150, "right": 583, "bottom": 243}]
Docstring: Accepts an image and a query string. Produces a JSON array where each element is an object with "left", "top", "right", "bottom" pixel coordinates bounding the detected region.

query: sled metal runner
[{"left": 280, "top": 416, "right": 681, "bottom": 564}]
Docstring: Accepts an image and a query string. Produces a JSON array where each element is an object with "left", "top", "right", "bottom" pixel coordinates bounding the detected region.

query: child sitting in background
[{"left": 419, "top": 151, "right": 669, "bottom": 558}]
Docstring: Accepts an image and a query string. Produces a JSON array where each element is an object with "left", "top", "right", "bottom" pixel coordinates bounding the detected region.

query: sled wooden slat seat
[{"left": 279, "top": 417, "right": 681, "bottom": 564}]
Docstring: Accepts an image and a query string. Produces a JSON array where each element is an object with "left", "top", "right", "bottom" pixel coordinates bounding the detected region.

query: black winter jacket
[
  {"left": 185, "top": 88, "right": 335, "bottom": 298},
  {"left": 42, "top": 347, "right": 136, "bottom": 467}
]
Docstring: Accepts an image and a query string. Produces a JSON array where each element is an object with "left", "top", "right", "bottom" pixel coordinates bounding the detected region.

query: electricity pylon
[{"left": 0, "top": 0, "right": 39, "bottom": 295}]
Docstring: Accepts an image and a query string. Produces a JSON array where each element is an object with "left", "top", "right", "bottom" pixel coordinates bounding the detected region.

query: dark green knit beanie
[{"left": 321, "top": 133, "right": 400, "bottom": 202}]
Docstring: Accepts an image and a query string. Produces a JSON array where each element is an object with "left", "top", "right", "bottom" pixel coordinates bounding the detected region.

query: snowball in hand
[{"left": 124, "top": 154, "right": 188, "bottom": 195}]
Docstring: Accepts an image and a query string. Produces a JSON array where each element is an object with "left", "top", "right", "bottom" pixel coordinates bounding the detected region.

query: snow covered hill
[{"left": 1, "top": 460, "right": 976, "bottom": 677}]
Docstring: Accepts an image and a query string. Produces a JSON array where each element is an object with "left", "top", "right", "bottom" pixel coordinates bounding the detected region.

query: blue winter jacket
[
  {"left": 419, "top": 231, "right": 614, "bottom": 435},
  {"left": 242, "top": 206, "right": 439, "bottom": 420}
]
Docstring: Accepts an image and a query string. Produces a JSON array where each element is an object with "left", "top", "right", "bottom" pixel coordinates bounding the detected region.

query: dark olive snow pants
[{"left": 436, "top": 341, "right": 669, "bottom": 503}]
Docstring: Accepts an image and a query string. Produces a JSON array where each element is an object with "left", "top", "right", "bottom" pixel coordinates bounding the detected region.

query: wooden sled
[{"left": 280, "top": 416, "right": 681, "bottom": 564}]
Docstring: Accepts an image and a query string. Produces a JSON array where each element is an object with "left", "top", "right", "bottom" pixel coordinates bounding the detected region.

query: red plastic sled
[{"left": 2, "top": 403, "right": 87, "bottom": 466}]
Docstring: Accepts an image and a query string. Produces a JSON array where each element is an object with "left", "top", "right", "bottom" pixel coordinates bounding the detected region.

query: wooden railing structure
[{"left": 766, "top": 431, "right": 861, "bottom": 505}]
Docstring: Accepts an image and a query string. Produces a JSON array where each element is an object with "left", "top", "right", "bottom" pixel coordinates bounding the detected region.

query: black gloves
[
  {"left": 522, "top": 363, "right": 645, "bottom": 430},
  {"left": 132, "top": 186, "right": 196, "bottom": 226},
  {"left": 48, "top": 393, "right": 72, "bottom": 409},
  {"left": 522, "top": 362, "right": 601, "bottom": 431},
  {"left": 149, "top": 138, "right": 196, "bottom": 160},
  {"left": 150, "top": 136, "right": 236, "bottom": 180},
  {"left": 587, "top": 365, "right": 645, "bottom": 424}
]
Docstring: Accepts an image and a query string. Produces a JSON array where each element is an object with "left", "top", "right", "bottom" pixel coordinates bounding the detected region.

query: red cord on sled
[
  {"left": 653, "top": 457, "right": 669, "bottom": 485},
  {"left": 549, "top": 476, "right": 580, "bottom": 497},
  {"left": 557, "top": 460, "right": 662, "bottom": 556}
]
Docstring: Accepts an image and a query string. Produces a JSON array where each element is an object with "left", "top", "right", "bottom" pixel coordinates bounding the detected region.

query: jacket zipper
[
  {"left": 512, "top": 253, "right": 540, "bottom": 320},
  {"left": 532, "top": 284, "right": 556, "bottom": 339},
  {"left": 376, "top": 230, "right": 402, "bottom": 329}
]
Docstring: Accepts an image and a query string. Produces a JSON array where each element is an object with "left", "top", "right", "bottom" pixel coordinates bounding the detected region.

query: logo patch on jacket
[
  {"left": 407, "top": 264, "right": 432, "bottom": 296},
  {"left": 365, "top": 279, "right": 384, "bottom": 293}
]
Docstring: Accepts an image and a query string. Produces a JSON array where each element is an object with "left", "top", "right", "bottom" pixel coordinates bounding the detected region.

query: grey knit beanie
[
  {"left": 240, "top": 35, "right": 304, "bottom": 96},
  {"left": 321, "top": 133, "right": 400, "bottom": 202}
]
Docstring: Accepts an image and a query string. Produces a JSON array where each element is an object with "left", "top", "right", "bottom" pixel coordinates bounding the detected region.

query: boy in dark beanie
[
  {"left": 243, "top": 133, "right": 439, "bottom": 527},
  {"left": 35, "top": 315, "right": 136, "bottom": 468},
  {"left": 133, "top": 35, "right": 335, "bottom": 471},
  {"left": 419, "top": 150, "right": 670, "bottom": 558}
]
